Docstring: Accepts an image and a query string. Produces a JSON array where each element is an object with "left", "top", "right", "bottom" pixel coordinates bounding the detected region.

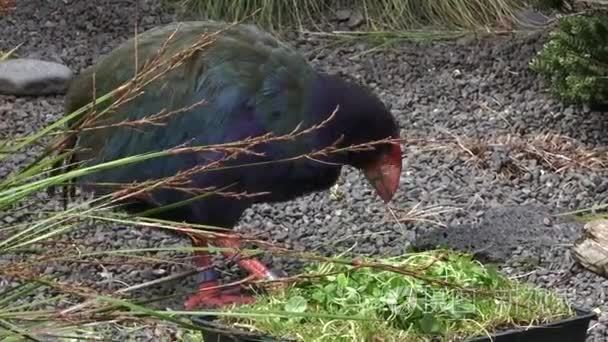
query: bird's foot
[
  {"left": 184, "top": 280, "right": 255, "bottom": 310},
  {"left": 184, "top": 235, "right": 288, "bottom": 309},
  {"left": 184, "top": 256, "right": 264, "bottom": 310},
  {"left": 184, "top": 264, "right": 286, "bottom": 309},
  {"left": 260, "top": 271, "right": 289, "bottom": 295}
]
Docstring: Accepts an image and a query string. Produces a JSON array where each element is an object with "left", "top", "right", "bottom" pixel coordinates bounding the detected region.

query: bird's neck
[
  {"left": 303, "top": 73, "right": 355, "bottom": 163},
  {"left": 307, "top": 73, "right": 345, "bottom": 118},
  {"left": 306, "top": 73, "right": 352, "bottom": 130}
]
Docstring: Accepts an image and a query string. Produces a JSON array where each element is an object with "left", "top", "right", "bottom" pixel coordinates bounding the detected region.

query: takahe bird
[{"left": 51, "top": 21, "right": 402, "bottom": 309}]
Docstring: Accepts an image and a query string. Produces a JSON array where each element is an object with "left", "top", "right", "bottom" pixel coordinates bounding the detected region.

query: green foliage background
[{"left": 531, "top": 14, "right": 608, "bottom": 106}]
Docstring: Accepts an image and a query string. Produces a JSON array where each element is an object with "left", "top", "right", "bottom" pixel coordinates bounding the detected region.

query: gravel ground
[{"left": 2, "top": 0, "right": 608, "bottom": 340}]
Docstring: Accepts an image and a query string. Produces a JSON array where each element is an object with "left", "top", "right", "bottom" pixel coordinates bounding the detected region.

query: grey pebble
[{"left": 0, "top": 58, "right": 73, "bottom": 96}]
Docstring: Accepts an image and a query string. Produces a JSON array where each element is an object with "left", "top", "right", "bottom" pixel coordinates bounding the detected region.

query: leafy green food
[{"left": 217, "top": 250, "right": 572, "bottom": 341}]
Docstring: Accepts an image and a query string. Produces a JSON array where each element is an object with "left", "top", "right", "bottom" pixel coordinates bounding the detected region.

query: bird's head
[{"left": 310, "top": 73, "right": 403, "bottom": 203}]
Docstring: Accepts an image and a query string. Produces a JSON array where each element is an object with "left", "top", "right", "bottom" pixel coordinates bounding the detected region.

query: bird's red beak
[{"left": 362, "top": 142, "right": 402, "bottom": 203}]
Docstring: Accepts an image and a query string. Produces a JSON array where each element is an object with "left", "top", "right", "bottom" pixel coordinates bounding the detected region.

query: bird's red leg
[
  {"left": 183, "top": 235, "right": 256, "bottom": 310},
  {"left": 213, "top": 236, "right": 280, "bottom": 281}
]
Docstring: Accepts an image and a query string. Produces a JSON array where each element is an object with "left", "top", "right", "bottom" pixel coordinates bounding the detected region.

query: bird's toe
[
  {"left": 184, "top": 280, "right": 256, "bottom": 310},
  {"left": 266, "top": 268, "right": 288, "bottom": 280}
]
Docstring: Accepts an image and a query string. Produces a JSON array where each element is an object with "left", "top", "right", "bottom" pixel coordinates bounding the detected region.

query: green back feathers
[{"left": 54, "top": 21, "right": 320, "bottom": 198}]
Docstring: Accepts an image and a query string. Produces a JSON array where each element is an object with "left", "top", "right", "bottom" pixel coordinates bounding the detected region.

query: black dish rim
[{"left": 189, "top": 307, "right": 597, "bottom": 342}]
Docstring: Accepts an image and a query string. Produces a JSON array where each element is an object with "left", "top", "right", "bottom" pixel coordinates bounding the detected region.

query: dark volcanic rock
[{"left": 412, "top": 205, "right": 583, "bottom": 263}]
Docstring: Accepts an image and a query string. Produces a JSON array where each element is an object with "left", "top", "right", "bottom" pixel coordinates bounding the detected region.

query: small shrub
[{"left": 530, "top": 14, "right": 608, "bottom": 106}]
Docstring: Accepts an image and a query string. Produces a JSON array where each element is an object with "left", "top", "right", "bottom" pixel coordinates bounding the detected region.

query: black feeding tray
[
  {"left": 466, "top": 309, "right": 596, "bottom": 342},
  {"left": 190, "top": 308, "right": 596, "bottom": 342}
]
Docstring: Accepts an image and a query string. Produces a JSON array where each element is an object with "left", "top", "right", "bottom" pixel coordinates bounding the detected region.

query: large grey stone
[
  {"left": 0, "top": 58, "right": 73, "bottom": 96},
  {"left": 573, "top": 219, "right": 608, "bottom": 278}
]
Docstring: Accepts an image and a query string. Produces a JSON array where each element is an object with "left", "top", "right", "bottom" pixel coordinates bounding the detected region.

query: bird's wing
[{"left": 59, "top": 21, "right": 317, "bottom": 197}]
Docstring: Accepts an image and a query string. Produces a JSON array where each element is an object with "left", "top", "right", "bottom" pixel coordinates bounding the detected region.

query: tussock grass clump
[
  {"left": 166, "top": 0, "right": 533, "bottom": 32},
  {"left": 217, "top": 250, "right": 572, "bottom": 341}
]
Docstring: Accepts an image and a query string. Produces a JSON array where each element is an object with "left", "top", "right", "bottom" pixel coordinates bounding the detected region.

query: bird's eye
[{"left": 271, "top": 110, "right": 281, "bottom": 118}]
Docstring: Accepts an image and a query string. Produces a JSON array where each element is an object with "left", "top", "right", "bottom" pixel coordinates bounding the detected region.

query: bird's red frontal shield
[{"left": 362, "top": 142, "right": 402, "bottom": 203}]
